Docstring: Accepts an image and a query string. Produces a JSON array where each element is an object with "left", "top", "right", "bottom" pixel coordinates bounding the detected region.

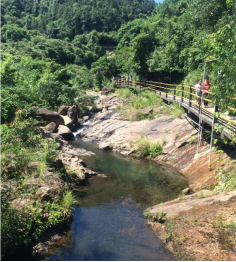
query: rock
[
  {"left": 86, "top": 106, "right": 93, "bottom": 113},
  {"left": 102, "top": 107, "right": 108, "bottom": 112},
  {"left": 83, "top": 169, "right": 97, "bottom": 177},
  {"left": 61, "top": 115, "right": 73, "bottom": 129},
  {"left": 119, "top": 150, "right": 132, "bottom": 156},
  {"left": 97, "top": 174, "right": 107, "bottom": 178},
  {"left": 140, "top": 107, "right": 153, "bottom": 116},
  {"left": 108, "top": 105, "right": 117, "bottom": 110},
  {"left": 83, "top": 115, "right": 90, "bottom": 121},
  {"left": 98, "top": 142, "right": 112, "bottom": 150},
  {"left": 94, "top": 99, "right": 103, "bottom": 110},
  {"left": 58, "top": 106, "right": 70, "bottom": 116},
  {"left": 45, "top": 122, "right": 57, "bottom": 133},
  {"left": 37, "top": 187, "right": 52, "bottom": 202},
  {"left": 11, "top": 198, "right": 31, "bottom": 209},
  {"left": 67, "top": 106, "right": 79, "bottom": 122},
  {"left": 35, "top": 108, "right": 65, "bottom": 127},
  {"left": 94, "top": 98, "right": 101, "bottom": 104},
  {"left": 71, "top": 122, "right": 81, "bottom": 132},
  {"left": 57, "top": 125, "right": 74, "bottom": 140},
  {"left": 101, "top": 87, "right": 115, "bottom": 95},
  {"left": 182, "top": 188, "right": 190, "bottom": 195}
]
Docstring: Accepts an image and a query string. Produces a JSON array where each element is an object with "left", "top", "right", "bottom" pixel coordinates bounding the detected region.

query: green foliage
[
  {"left": 1, "top": 201, "right": 33, "bottom": 259},
  {"left": 61, "top": 187, "right": 76, "bottom": 219},
  {"left": 1, "top": 0, "right": 155, "bottom": 38},
  {"left": 144, "top": 208, "right": 158, "bottom": 222},
  {"left": 116, "top": 88, "right": 184, "bottom": 120},
  {"left": 1, "top": 196, "right": 68, "bottom": 259},
  {"left": 165, "top": 103, "right": 185, "bottom": 119},
  {"left": 1, "top": 54, "right": 93, "bottom": 123},
  {"left": 1, "top": 111, "right": 75, "bottom": 260},
  {"left": 131, "top": 134, "right": 163, "bottom": 158},
  {"left": 214, "top": 170, "right": 236, "bottom": 192}
]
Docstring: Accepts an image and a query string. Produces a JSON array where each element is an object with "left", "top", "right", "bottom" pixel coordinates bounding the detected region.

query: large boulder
[
  {"left": 67, "top": 106, "right": 79, "bottom": 122},
  {"left": 61, "top": 115, "right": 73, "bottom": 129},
  {"left": 83, "top": 116, "right": 90, "bottom": 121},
  {"left": 57, "top": 125, "right": 74, "bottom": 140},
  {"left": 94, "top": 99, "right": 103, "bottom": 111},
  {"left": 58, "top": 106, "right": 70, "bottom": 116},
  {"left": 35, "top": 108, "right": 64, "bottom": 127},
  {"left": 45, "top": 122, "right": 57, "bottom": 133}
]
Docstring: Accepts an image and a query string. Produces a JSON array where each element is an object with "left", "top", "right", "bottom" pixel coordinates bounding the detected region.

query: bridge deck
[{"left": 117, "top": 83, "right": 236, "bottom": 142}]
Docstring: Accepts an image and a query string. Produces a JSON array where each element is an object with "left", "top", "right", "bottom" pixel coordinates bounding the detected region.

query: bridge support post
[
  {"left": 189, "top": 85, "right": 192, "bottom": 110},
  {"left": 174, "top": 84, "right": 176, "bottom": 101},
  {"left": 181, "top": 84, "right": 184, "bottom": 103}
]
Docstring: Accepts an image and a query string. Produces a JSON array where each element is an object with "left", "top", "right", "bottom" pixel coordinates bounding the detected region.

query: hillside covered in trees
[
  {"left": 1, "top": 0, "right": 236, "bottom": 259},
  {"left": 2, "top": 0, "right": 236, "bottom": 122}
]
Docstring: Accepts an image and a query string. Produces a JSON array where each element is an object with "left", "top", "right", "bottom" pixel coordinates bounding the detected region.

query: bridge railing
[{"left": 115, "top": 78, "right": 236, "bottom": 128}]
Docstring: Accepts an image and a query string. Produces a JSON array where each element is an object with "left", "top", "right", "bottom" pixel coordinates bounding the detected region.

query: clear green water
[{"left": 46, "top": 138, "right": 188, "bottom": 261}]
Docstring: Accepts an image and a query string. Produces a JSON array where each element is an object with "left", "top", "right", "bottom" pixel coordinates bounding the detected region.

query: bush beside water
[
  {"left": 1, "top": 108, "right": 75, "bottom": 260},
  {"left": 131, "top": 134, "right": 164, "bottom": 158}
]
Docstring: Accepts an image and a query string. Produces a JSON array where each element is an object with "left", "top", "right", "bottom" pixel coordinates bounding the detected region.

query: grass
[
  {"left": 178, "top": 192, "right": 185, "bottom": 201},
  {"left": 213, "top": 219, "right": 236, "bottom": 232},
  {"left": 214, "top": 170, "right": 236, "bottom": 192},
  {"left": 116, "top": 88, "right": 185, "bottom": 121},
  {"left": 131, "top": 134, "right": 164, "bottom": 158},
  {"left": 61, "top": 186, "right": 76, "bottom": 219},
  {"left": 144, "top": 208, "right": 165, "bottom": 222}
]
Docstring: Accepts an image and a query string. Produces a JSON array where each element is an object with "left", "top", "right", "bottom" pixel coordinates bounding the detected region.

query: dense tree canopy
[
  {"left": 1, "top": 0, "right": 236, "bottom": 116},
  {"left": 2, "top": 0, "right": 156, "bottom": 39}
]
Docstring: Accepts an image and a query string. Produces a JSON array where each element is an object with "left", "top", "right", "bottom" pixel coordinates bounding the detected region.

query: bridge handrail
[{"left": 115, "top": 78, "right": 236, "bottom": 126}]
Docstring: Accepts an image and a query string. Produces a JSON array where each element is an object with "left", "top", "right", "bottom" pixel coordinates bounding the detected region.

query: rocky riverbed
[
  {"left": 77, "top": 89, "right": 236, "bottom": 260},
  {"left": 7, "top": 88, "right": 235, "bottom": 260}
]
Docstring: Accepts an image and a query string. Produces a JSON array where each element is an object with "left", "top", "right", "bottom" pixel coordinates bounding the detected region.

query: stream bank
[
  {"left": 45, "top": 138, "right": 188, "bottom": 261},
  {"left": 76, "top": 90, "right": 236, "bottom": 260}
]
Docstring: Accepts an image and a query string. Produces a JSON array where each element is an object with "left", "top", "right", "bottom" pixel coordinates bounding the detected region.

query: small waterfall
[{"left": 73, "top": 120, "right": 91, "bottom": 137}]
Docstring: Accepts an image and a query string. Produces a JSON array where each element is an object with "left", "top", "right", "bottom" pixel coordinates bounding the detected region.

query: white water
[{"left": 73, "top": 120, "right": 91, "bottom": 136}]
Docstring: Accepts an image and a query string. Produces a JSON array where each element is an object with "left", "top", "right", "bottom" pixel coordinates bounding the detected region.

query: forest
[
  {"left": 1, "top": 0, "right": 236, "bottom": 259},
  {"left": 2, "top": 0, "right": 236, "bottom": 122}
]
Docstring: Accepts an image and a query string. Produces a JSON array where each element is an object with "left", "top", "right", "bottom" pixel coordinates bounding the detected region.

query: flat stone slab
[{"left": 147, "top": 190, "right": 236, "bottom": 220}]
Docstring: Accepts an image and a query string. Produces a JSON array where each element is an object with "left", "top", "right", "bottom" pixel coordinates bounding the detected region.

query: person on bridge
[
  {"left": 125, "top": 74, "right": 129, "bottom": 83},
  {"left": 194, "top": 79, "right": 202, "bottom": 106},
  {"left": 203, "top": 76, "right": 212, "bottom": 108},
  {"left": 129, "top": 75, "right": 132, "bottom": 83}
]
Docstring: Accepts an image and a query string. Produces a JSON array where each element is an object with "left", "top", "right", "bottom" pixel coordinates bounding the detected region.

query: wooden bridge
[{"left": 116, "top": 78, "right": 236, "bottom": 143}]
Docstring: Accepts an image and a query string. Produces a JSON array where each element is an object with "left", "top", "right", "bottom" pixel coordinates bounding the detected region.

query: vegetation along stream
[{"left": 45, "top": 136, "right": 188, "bottom": 261}]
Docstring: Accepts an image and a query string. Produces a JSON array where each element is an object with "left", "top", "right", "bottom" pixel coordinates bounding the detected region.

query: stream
[{"left": 45, "top": 131, "right": 188, "bottom": 261}]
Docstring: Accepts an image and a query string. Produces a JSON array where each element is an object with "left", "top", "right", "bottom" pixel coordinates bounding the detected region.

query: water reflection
[
  {"left": 72, "top": 139, "right": 188, "bottom": 206},
  {"left": 46, "top": 138, "right": 186, "bottom": 261},
  {"left": 46, "top": 198, "right": 176, "bottom": 261}
]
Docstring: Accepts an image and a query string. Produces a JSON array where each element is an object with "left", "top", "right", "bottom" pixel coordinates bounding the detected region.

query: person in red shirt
[{"left": 203, "top": 76, "right": 212, "bottom": 108}]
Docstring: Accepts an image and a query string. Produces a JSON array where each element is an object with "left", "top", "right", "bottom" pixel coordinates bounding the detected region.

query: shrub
[
  {"left": 131, "top": 134, "right": 163, "bottom": 158},
  {"left": 61, "top": 187, "right": 76, "bottom": 219},
  {"left": 116, "top": 88, "right": 185, "bottom": 120}
]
